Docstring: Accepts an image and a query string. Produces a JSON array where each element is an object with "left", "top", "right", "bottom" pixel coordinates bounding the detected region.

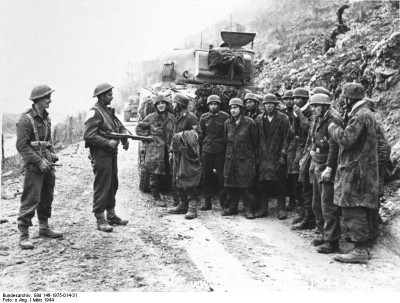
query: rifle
[{"left": 98, "top": 130, "right": 153, "bottom": 142}]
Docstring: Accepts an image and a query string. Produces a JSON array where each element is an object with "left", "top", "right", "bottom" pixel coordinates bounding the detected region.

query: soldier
[
  {"left": 16, "top": 84, "right": 63, "bottom": 249},
  {"left": 135, "top": 95, "right": 176, "bottom": 207},
  {"left": 244, "top": 93, "right": 262, "bottom": 121},
  {"left": 168, "top": 93, "right": 202, "bottom": 219},
  {"left": 329, "top": 83, "right": 379, "bottom": 264},
  {"left": 83, "top": 83, "right": 129, "bottom": 232},
  {"left": 223, "top": 98, "right": 258, "bottom": 219},
  {"left": 199, "top": 95, "right": 229, "bottom": 211},
  {"left": 308, "top": 93, "right": 343, "bottom": 253},
  {"left": 255, "top": 94, "right": 290, "bottom": 219},
  {"left": 282, "top": 89, "right": 300, "bottom": 211},
  {"left": 288, "top": 88, "right": 315, "bottom": 231}
]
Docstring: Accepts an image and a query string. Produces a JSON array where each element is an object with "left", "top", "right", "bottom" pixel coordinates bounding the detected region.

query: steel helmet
[
  {"left": 283, "top": 90, "right": 293, "bottom": 99},
  {"left": 93, "top": 83, "right": 114, "bottom": 98},
  {"left": 207, "top": 95, "right": 221, "bottom": 104},
  {"left": 173, "top": 93, "right": 189, "bottom": 107},
  {"left": 263, "top": 93, "right": 279, "bottom": 104},
  {"left": 292, "top": 88, "right": 309, "bottom": 98},
  {"left": 311, "top": 86, "right": 331, "bottom": 97},
  {"left": 29, "top": 84, "right": 54, "bottom": 101},
  {"left": 229, "top": 98, "right": 244, "bottom": 107},
  {"left": 152, "top": 95, "right": 169, "bottom": 106},
  {"left": 244, "top": 93, "right": 259, "bottom": 104},
  {"left": 310, "top": 93, "right": 331, "bottom": 105},
  {"left": 341, "top": 83, "right": 364, "bottom": 99}
]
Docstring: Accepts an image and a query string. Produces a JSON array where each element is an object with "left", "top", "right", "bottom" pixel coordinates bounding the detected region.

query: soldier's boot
[
  {"left": 184, "top": 199, "right": 198, "bottom": 220},
  {"left": 285, "top": 197, "right": 296, "bottom": 211},
  {"left": 254, "top": 197, "right": 269, "bottom": 218},
  {"left": 38, "top": 219, "right": 63, "bottom": 238},
  {"left": 169, "top": 198, "right": 189, "bottom": 214},
  {"left": 333, "top": 242, "right": 369, "bottom": 264},
  {"left": 292, "top": 208, "right": 305, "bottom": 225},
  {"left": 219, "top": 190, "right": 228, "bottom": 210},
  {"left": 200, "top": 198, "right": 212, "bottom": 211},
  {"left": 245, "top": 207, "right": 256, "bottom": 220},
  {"left": 18, "top": 225, "right": 34, "bottom": 250},
  {"left": 172, "top": 190, "right": 180, "bottom": 207},
  {"left": 106, "top": 209, "right": 129, "bottom": 226},
  {"left": 311, "top": 235, "right": 325, "bottom": 246},
  {"left": 276, "top": 197, "right": 287, "bottom": 220},
  {"left": 221, "top": 198, "right": 239, "bottom": 216},
  {"left": 317, "top": 240, "right": 339, "bottom": 254},
  {"left": 95, "top": 213, "right": 113, "bottom": 232},
  {"left": 291, "top": 208, "right": 316, "bottom": 230}
]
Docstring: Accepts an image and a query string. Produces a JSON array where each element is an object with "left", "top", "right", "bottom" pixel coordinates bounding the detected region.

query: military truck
[
  {"left": 123, "top": 94, "right": 140, "bottom": 122},
  {"left": 138, "top": 31, "right": 257, "bottom": 192}
]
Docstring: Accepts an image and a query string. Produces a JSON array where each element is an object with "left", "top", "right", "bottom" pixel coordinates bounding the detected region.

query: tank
[{"left": 123, "top": 94, "right": 140, "bottom": 122}]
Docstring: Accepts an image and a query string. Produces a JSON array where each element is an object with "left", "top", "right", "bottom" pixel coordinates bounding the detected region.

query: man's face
[
  {"left": 264, "top": 102, "right": 276, "bottom": 115},
  {"left": 294, "top": 97, "right": 305, "bottom": 107},
  {"left": 36, "top": 95, "right": 52, "bottom": 109},
  {"left": 100, "top": 90, "right": 113, "bottom": 105},
  {"left": 230, "top": 105, "right": 241, "bottom": 117},
  {"left": 245, "top": 100, "right": 256, "bottom": 111},
  {"left": 284, "top": 97, "right": 294, "bottom": 108},
  {"left": 156, "top": 101, "right": 167, "bottom": 112},
  {"left": 208, "top": 102, "right": 219, "bottom": 113},
  {"left": 311, "top": 104, "right": 324, "bottom": 117}
]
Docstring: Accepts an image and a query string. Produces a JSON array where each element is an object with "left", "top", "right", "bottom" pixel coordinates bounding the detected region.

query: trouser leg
[
  {"left": 202, "top": 152, "right": 215, "bottom": 200},
  {"left": 342, "top": 207, "right": 370, "bottom": 243},
  {"left": 312, "top": 171, "right": 324, "bottom": 235},
  {"left": 150, "top": 173, "right": 162, "bottom": 198},
  {"left": 321, "top": 181, "right": 341, "bottom": 241},
  {"left": 367, "top": 208, "right": 380, "bottom": 242},
  {"left": 105, "top": 155, "right": 118, "bottom": 211},
  {"left": 224, "top": 187, "right": 239, "bottom": 214},
  {"left": 92, "top": 149, "right": 113, "bottom": 214},
  {"left": 37, "top": 168, "right": 56, "bottom": 222},
  {"left": 18, "top": 165, "right": 45, "bottom": 227}
]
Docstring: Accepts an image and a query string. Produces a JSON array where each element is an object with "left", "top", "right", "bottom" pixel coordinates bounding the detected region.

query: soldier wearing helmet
[
  {"left": 198, "top": 95, "right": 229, "bottom": 211},
  {"left": 254, "top": 94, "right": 290, "bottom": 220},
  {"left": 329, "top": 82, "right": 379, "bottom": 264},
  {"left": 16, "top": 84, "right": 63, "bottom": 249},
  {"left": 84, "top": 83, "right": 129, "bottom": 232},
  {"left": 307, "top": 93, "right": 343, "bottom": 254},
  {"left": 244, "top": 93, "right": 262, "bottom": 120},
  {"left": 168, "top": 93, "right": 202, "bottom": 220},
  {"left": 287, "top": 87, "right": 316, "bottom": 231},
  {"left": 222, "top": 98, "right": 258, "bottom": 219},
  {"left": 136, "top": 95, "right": 176, "bottom": 206}
]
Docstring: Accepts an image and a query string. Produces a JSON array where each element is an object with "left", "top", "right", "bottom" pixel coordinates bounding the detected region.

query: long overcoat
[
  {"left": 135, "top": 111, "right": 175, "bottom": 174},
  {"left": 255, "top": 111, "right": 290, "bottom": 181},
  {"left": 329, "top": 100, "right": 379, "bottom": 209},
  {"left": 223, "top": 115, "right": 258, "bottom": 188}
]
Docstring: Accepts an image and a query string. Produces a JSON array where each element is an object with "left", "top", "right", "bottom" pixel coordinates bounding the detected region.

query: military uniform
[
  {"left": 199, "top": 110, "right": 229, "bottom": 207},
  {"left": 83, "top": 101, "right": 128, "bottom": 216},
  {"left": 16, "top": 105, "right": 56, "bottom": 228}
]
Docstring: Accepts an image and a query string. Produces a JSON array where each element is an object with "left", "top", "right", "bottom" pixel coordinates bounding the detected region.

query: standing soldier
[
  {"left": 329, "top": 83, "right": 379, "bottom": 264},
  {"left": 84, "top": 83, "right": 129, "bottom": 232},
  {"left": 289, "top": 87, "right": 315, "bottom": 231},
  {"left": 282, "top": 89, "right": 300, "bottom": 211},
  {"left": 244, "top": 93, "right": 262, "bottom": 120},
  {"left": 135, "top": 95, "right": 176, "bottom": 207},
  {"left": 199, "top": 95, "right": 229, "bottom": 211},
  {"left": 223, "top": 98, "right": 258, "bottom": 219},
  {"left": 168, "top": 93, "right": 202, "bottom": 219},
  {"left": 255, "top": 94, "right": 290, "bottom": 219},
  {"left": 16, "top": 84, "right": 63, "bottom": 249},
  {"left": 308, "top": 93, "right": 343, "bottom": 253}
]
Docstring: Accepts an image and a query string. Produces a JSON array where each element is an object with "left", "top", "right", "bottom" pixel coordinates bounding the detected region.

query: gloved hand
[
  {"left": 51, "top": 153, "right": 59, "bottom": 163},
  {"left": 122, "top": 141, "right": 129, "bottom": 150},
  {"left": 38, "top": 159, "right": 51, "bottom": 173},
  {"left": 293, "top": 104, "right": 302, "bottom": 116},
  {"left": 321, "top": 166, "right": 333, "bottom": 182},
  {"left": 109, "top": 139, "right": 119, "bottom": 150}
]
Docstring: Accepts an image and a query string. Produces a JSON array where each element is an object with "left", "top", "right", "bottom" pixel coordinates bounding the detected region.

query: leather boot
[
  {"left": 219, "top": 190, "right": 228, "bottom": 210},
  {"left": 184, "top": 199, "right": 198, "bottom": 220},
  {"left": 18, "top": 225, "right": 34, "bottom": 249},
  {"left": 172, "top": 190, "right": 180, "bottom": 207},
  {"left": 245, "top": 207, "right": 255, "bottom": 220},
  {"left": 254, "top": 196, "right": 269, "bottom": 218},
  {"left": 200, "top": 198, "right": 212, "bottom": 211},
  {"left": 292, "top": 208, "right": 305, "bottom": 224},
  {"left": 311, "top": 235, "right": 324, "bottom": 246},
  {"left": 106, "top": 209, "right": 129, "bottom": 225},
  {"left": 317, "top": 240, "right": 339, "bottom": 254},
  {"left": 169, "top": 198, "right": 189, "bottom": 214},
  {"left": 333, "top": 242, "right": 369, "bottom": 264},
  {"left": 221, "top": 197, "right": 238, "bottom": 216},
  {"left": 291, "top": 208, "right": 316, "bottom": 230},
  {"left": 285, "top": 197, "right": 296, "bottom": 211},
  {"left": 276, "top": 197, "right": 287, "bottom": 220},
  {"left": 38, "top": 219, "right": 63, "bottom": 238},
  {"left": 95, "top": 213, "right": 113, "bottom": 232}
]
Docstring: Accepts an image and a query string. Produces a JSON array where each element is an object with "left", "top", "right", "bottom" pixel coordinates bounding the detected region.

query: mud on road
[{"left": 1, "top": 121, "right": 400, "bottom": 292}]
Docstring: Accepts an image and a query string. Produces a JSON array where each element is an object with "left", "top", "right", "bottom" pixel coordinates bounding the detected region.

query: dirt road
[{"left": 1, "top": 121, "right": 400, "bottom": 292}]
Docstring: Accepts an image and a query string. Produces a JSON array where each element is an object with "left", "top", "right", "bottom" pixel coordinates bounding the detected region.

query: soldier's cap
[
  {"left": 152, "top": 95, "right": 169, "bottom": 105},
  {"left": 244, "top": 93, "right": 259, "bottom": 104},
  {"left": 93, "top": 83, "right": 114, "bottom": 98},
  {"left": 292, "top": 87, "right": 309, "bottom": 98},
  {"left": 263, "top": 93, "right": 279, "bottom": 104},
  {"left": 311, "top": 86, "right": 331, "bottom": 97},
  {"left": 283, "top": 90, "right": 293, "bottom": 99}
]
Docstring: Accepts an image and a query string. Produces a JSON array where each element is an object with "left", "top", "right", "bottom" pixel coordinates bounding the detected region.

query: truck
[{"left": 139, "top": 31, "right": 257, "bottom": 192}]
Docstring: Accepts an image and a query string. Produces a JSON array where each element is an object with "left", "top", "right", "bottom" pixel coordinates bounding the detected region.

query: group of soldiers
[{"left": 15, "top": 81, "right": 390, "bottom": 265}]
